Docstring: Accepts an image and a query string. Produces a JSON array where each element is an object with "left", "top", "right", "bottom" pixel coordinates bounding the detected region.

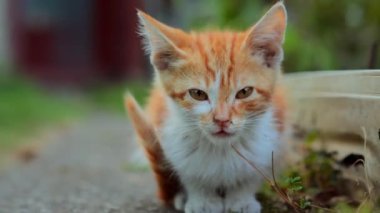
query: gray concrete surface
[{"left": 0, "top": 114, "right": 177, "bottom": 213}]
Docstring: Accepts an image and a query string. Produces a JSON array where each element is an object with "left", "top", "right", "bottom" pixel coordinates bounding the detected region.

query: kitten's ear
[
  {"left": 244, "top": 2, "right": 287, "bottom": 68},
  {"left": 137, "top": 10, "right": 188, "bottom": 71}
]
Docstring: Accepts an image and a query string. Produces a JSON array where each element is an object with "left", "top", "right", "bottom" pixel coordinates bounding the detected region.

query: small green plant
[
  {"left": 286, "top": 176, "right": 303, "bottom": 193},
  {"left": 299, "top": 198, "right": 311, "bottom": 210},
  {"left": 238, "top": 129, "right": 379, "bottom": 212}
]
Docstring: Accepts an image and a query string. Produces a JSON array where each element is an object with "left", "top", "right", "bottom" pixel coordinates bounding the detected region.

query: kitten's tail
[
  {"left": 124, "top": 93, "right": 160, "bottom": 152},
  {"left": 124, "top": 93, "right": 180, "bottom": 207}
]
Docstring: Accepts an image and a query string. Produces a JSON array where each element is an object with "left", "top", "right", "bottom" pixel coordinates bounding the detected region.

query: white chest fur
[{"left": 159, "top": 105, "right": 282, "bottom": 191}]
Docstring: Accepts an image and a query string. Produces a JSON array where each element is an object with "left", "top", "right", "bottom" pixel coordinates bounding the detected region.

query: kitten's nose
[
  {"left": 213, "top": 117, "right": 231, "bottom": 128},
  {"left": 213, "top": 103, "right": 231, "bottom": 128}
]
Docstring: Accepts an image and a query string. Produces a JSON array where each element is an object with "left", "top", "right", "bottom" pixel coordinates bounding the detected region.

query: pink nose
[{"left": 213, "top": 118, "right": 231, "bottom": 128}]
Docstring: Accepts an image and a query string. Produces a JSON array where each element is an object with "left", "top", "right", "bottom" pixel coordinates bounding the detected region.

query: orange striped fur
[{"left": 126, "top": 2, "right": 287, "bottom": 209}]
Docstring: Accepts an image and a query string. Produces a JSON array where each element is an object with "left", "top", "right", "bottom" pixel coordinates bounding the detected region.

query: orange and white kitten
[{"left": 126, "top": 2, "right": 288, "bottom": 213}]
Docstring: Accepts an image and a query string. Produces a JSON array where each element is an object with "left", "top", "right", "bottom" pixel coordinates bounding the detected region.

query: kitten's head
[{"left": 138, "top": 2, "right": 287, "bottom": 143}]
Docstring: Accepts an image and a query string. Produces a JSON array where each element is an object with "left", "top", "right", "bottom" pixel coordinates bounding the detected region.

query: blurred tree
[
  {"left": 176, "top": 0, "right": 380, "bottom": 72},
  {"left": 288, "top": 0, "right": 380, "bottom": 70}
]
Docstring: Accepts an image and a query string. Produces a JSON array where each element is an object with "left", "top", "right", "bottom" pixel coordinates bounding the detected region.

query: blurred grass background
[
  {"left": 0, "top": 70, "right": 149, "bottom": 159},
  {"left": 0, "top": 0, "right": 379, "bottom": 160},
  {"left": 182, "top": 0, "right": 379, "bottom": 71},
  {"left": 0, "top": 72, "right": 83, "bottom": 154}
]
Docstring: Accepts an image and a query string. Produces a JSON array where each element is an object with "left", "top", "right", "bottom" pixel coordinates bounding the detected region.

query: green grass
[
  {"left": 86, "top": 81, "right": 150, "bottom": 113},
  {"left": 0, "top": 74, "right": 86, "bottom": 154},
  {"left": 0, "top": 72, "right": 150, "bottom": 159}
]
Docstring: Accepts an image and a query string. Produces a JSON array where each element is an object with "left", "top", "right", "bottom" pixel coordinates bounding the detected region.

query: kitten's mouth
[{"left": 212, "top": 130, "right": 235, "bottom": 138}]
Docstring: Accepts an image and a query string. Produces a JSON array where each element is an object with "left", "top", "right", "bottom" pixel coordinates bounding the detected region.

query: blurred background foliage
[
  {"left": 171, "top": 0, "right": 380, "bottom": 72},
  {"left": 0, "top": 72, "right": 85, "bottom": 156}
]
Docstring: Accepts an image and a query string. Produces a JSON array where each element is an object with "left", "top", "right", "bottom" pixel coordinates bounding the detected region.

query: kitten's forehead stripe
[
  {"left": 202, "top": 33, "right": 238, "bottom": 105},
  {"left": 196, "top": 35, "right": 215, "bottom": 83},
  {"left": 195, "top": 34, "right": 238, "bottom": 79},
  {"left": 227, "top": 34, "right": 237, "bottom": 89}
]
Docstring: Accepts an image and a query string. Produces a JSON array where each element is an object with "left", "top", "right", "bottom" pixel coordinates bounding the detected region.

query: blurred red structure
[{"left": 8, "top": 0, "right": 145, "bottom": 86}]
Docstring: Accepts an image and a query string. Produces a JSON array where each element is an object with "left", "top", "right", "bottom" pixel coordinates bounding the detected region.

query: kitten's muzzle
[
  {"left": 213, "top": 117, "right": 232, "bottom": 129},
  {"left": 211, "top": 117, "right": 235, "bottom": 138}
]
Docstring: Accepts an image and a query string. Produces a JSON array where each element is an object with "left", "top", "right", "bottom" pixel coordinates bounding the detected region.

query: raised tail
[{"left": 124, "top": 93, "right": 180, "bottom": 207}]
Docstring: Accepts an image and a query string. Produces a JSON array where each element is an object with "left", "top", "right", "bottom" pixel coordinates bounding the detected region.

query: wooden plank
[
  {"left": 283, "top": 70, "right": 380, "bottom": 142},
  {"left": 283, "top": 70, "right": 380, "bottom": 184},
  {"left": 285, "top": 70, "right": 380, "bottom": 95}
]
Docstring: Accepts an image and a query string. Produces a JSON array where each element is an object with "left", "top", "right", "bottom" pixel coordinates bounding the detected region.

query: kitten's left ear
[
  {"left": 137, "top": 10, "right": 189, "bottom": 71},
  {"left": 244, "top": 2, "right": 287, "bottom": 68}
]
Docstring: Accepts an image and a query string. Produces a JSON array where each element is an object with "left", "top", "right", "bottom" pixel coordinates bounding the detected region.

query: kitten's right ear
[
  {"left": 137, "top": 10, "right": 188, "bottom": 71},
  {"left": 244, "top": 2, "right": 287, "bottom": 69}
]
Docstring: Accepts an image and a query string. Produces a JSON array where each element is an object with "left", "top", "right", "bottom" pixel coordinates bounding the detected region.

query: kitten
[{"left": 126, "top": 2, "right": 288, "bottom": 212}]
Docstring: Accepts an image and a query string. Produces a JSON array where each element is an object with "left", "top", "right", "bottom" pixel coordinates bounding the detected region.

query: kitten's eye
[
  {"left": 236, "top": 87, "right": 254, "bottom": 99},
  {"left": 189, "top": 89, "right": 208, "bottom": 101}
]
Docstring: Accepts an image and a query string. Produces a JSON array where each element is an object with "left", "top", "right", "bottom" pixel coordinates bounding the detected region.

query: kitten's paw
[
  {"left": 184, "top": 197, "right": 223, "bottom": 213},
  {"left": 225, "top": 197, "right": 261, "bottom": 213}
]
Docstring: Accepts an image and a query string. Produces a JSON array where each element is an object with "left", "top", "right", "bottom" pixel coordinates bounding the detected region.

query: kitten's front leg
[
  {"left": 225, "top": 186, "right": 261, "bottom": 213},
  {"left": 183, "top": 183, "right": 224, "bottom": 213}
]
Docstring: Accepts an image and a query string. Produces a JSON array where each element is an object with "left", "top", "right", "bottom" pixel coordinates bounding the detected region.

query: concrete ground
[
  {"left": 0, "top": 113, "right": 178, "bottom": 213},
  {"left": 0, "top": 112, "right": 370, "bottom": 213}
]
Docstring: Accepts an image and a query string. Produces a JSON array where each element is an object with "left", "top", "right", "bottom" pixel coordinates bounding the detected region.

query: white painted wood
[{"left": 283, "top": 70, "right": 380, "bottom": 185}]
